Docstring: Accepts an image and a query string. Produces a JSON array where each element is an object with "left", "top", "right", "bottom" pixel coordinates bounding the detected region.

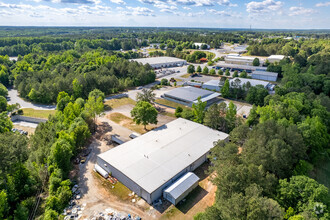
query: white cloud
[
  {"left": 109, "top": 0, "right": 126, "bottom": 4},
  {"left": 289, "top": 7, "right": 316, "bottom": 16},
  {"left": 246, "top": 0, "right": 283, "bottom": 13},
  {"left": 126, "top": 6, "right": 155, "bottom": 16},
  {"left": 316, "top": 2, "right": 330, "bottom": 7},
  {"left": 207, "top": 8, "right": 240, "bottom": 17},
  {"left": 183, "top": 6, "right": 191, "bottom": 10},
  {"left": 139, "top": 0, "right": 236, "bottom": 7}
]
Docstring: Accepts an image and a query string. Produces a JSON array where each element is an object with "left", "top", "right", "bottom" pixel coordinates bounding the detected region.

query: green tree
[
  {"left": 136, "top": 88, "right": 155, "bottom": 103},
  {"left": 240, "top": 71, "right": 247, "bottom": 78},
  {"left": 0, "top": 190, "right": 8, "bottom": 219},
  {"left": 253, "top": 58, "right": 260, "bottom": 66},
  {"left": 0, "top": 96, "right": 7, "bottom": 112},
  {"left": 226, "top": 102, "right": 237, "bottom": 132},
  {"left": 187, "top": 64, "right": 195, "bottom": 74},
  {"left": 0, "top": 112, "right": 12, "bottom": 133},
  {"left": 225, "top": 69, "right": 230, "bottom": 76},
  {"left": 246, "top": 85, "right": 269, "bottom": 106},
  {"left": 210, "top": 69, "right": 216, "bottom": 75},
  {"left": 56, "top": 91, "right": 70, "bottom": 112},
  {"left": 277, "top": 176, "right": 329, "bottom": 214},
  {"left": 85, "top": 93, "right": 104, "bottom": 131},
  {"left": 196, "top": 65, "right": 202, "bottom": 73},
  {"left": 204, "top": 103, "right": 227, "bottom": 131},
  {"left": 202, "top": 66, "right": 209, "bottom": 74},
  {"left": 88, "top": 88, "right": 105, "bottom": 101},
  {"left": 131, "top": 101, "right": 158, "bottom": 130},
  {"left": 48, "top": 139, "right": 73, "bottom": 175},
  {"left": 0, "top": 83, "right": 7, "bottom": 97},
  {"left": 218, "top": 69, "right": 223, "bottom": 75},
  {"left": 221, "top": 79, "right": 230, "bottom": 98},
  {"left": 192, "top": 96, "right": 207, "bottom": 124},
  {"left": 72, "top": 78, "right": 83, "bottom": 99}
]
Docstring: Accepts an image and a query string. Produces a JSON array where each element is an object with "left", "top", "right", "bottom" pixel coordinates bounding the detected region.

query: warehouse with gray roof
[
  {"left": 96, "top": 118, "right": 229, "bottom": 205},
  {"left": 131, "top": 57, "right": 187, "bottom": 68},
  {"left": 252, "top": 71, "right": 278, "bottom": 81},
  {"left": 163, "top": 86, "right": 220, "bottom": 107}
]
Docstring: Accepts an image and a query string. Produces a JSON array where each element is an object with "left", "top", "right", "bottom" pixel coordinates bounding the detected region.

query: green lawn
[
  {"left": 93, "top": 172, "right": 132, "bottom": 201},
  {"left": 180, "top": 73, "right": 191, "bottom": 78},
  {"left": 155, "top": 98, "right": 190, "bottom": 110},
  {"left": 22, "top": 108, "right": 56, "bottom": 119}
]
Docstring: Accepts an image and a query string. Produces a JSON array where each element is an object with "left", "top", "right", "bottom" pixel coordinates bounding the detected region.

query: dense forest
[
  {"left": 0, "top": 28, "right": 329, "bottom": 219},
  {"left": 192, "top": 38, "right": 330, "bottom": 219}
]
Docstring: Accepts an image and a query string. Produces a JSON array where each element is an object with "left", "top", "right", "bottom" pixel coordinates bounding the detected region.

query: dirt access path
[{"left": 76, "top": 120, "right": 158, "bottom": 219}]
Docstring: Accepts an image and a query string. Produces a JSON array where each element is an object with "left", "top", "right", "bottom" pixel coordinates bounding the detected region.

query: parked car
[{"left": 80, "top": 157, "right": 86, "bottom": 164}]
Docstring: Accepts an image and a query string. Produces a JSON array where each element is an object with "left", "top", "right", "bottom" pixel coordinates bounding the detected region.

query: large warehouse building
[
  {"left": 225, "top": 54, "right": 263, "bottom": 66},
  {"left": 267, "top": 55, "right": 285, "bottom": 63},
  {"left": 252, "top": 71, "right": 278, "bottom": 81},
  {"left": 97, "top": 118, "right": 229, "bottom": 204},
  {"left": 131, "top": 57, "right": 187, "bottom": 69},
  {"left": 163, "top": 86, "right": 220, "bottom": 107}
]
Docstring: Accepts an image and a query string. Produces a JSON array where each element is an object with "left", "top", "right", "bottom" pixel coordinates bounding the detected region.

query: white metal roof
[
  {"left": 164, "top": 172, "right": 199, "bottom": 200},
  {"left": 229, "top": 77, "right": 270, "bottom": 88},
  {"left": 131, "top": 57, "right": 186, "bottom": 65},
  {"left": 98, "top": 118, "right": 229, "bottom": 194},
  {"left": 164, "top": 86, "right": 219, "bottom": 102},
  {"left": 267, "top": 55, "right": 285, "bottom": 60}
]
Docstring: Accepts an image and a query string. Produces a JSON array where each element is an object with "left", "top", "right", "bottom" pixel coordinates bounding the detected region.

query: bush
[
  {"left": 225, "top": 69, "right": 230, "bottom": 76},
  {"left": 175, "top": 106, "right": 183, "bottom": 117},
  {"left": 210, "top": 69, "right": 216, "bottom": 75},
  {"left": 218, "top": 69, "right": 223, "bottom": 75},
  {"left": 233, "top": 71, "right": 238, "bottom": 78},
  {"left": 202, "top": 66, "right": 209, "bottom": 74},
  {"left": 160, "top": 78, "right": 169, "bottom": 86}
]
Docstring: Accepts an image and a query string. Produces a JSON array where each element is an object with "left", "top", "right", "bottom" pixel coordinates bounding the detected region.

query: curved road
[{"left": 7, "top": 89, "right": 56, "bottom": 110}]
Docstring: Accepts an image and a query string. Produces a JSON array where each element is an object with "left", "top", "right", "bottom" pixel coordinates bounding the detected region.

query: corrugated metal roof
[
  {"left": 98, "top": 118, "right": 229, "bottom": 194},
  {"left": 229, "top": 78, "right": 270, "bottom": 88},
  {"left": 252, "top": 71, "right": 278, "bottom": 77},
  {"left": 131, "top": 57, "right": 186, "bottom": 65},
  {"left": 164, "top": 86, "right": 215, "bottom": 102},
  {"left": 164, "top": 172, "right": 199, "bottom": 200}
]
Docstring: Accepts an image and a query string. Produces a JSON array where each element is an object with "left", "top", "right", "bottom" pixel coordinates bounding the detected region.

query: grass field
[
  {"left": 104, "top": 97, "right": 136, "bottom": 110},
  {"left": 155, "top": 98, "right": 190, "bottom": 110},
  {"left": 22, "top": 108, "right": 56, "bottom": 119},
  {"left": 93, "top": 172, "right": 132, "bottom": 201},
  {"left": 107, "top": 112, "right": 156, "bottom": 134},
  {"left": 180, "top": 73, "right": 191, "bottom": 78}
]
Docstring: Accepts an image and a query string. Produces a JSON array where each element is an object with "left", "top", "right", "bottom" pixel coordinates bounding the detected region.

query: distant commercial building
[
  {"left": 267, "top": 55, "right": 285, "bottom": 63},
  {"left": 163, "top": 86, "right": 220, "bottom": 107},
  {"left": 231, "top": 45, "right": 248, "bottom": 54},
  {"left": 252, "top": 71, "right": 278, "bottom": 82},
  {"left": 217, "top": 63, "right": 267, "bottom": 73},
  {"left": 225, "top": 54, "right": 262, "bottom": 66},
  {"left": 97, "top": 118, "right": 229, "bottom": 204},
  {"left": 229, "top": 78, "right": 270, "bottom": 89},
  {"left": 194, "top": 43, "right": 210, "bottom": 49},
  {"left": 202, "top": 78, "right": 271, "bottom": 92},
  {"left": 131, "top": 57, "right": 187, "bottom": 69}
]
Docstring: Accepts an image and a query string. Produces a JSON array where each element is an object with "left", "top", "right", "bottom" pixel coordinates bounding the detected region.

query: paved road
[{"left": 7, "top": 89, "right": 56, "bottom": 110}]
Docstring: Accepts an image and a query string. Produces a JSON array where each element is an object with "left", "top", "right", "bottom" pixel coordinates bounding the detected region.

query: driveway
[{"left": 7, "top": 89, "right": 56, "bottom": 110}]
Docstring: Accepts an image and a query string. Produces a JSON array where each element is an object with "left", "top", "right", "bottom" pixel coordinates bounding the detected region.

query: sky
[{"left": 0, "top": 0, "right": 329, "bottom": 29}]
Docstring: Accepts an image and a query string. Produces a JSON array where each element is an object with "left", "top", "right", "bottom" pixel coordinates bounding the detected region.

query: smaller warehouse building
[
  {"left": 131, "top": 57, "right": 187, "bottom": 69},
  {"left": 163, "top": 86, "right": 220, "bottom": 107},
  {"left": 267, "top": 55, "right": 285, "bottom": 63},
  {"left": 163, "top": 172, "right": 199, "bottom": 205},
  {"left": 252, "top": 71, "right": 278, "bottom": 81}
]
